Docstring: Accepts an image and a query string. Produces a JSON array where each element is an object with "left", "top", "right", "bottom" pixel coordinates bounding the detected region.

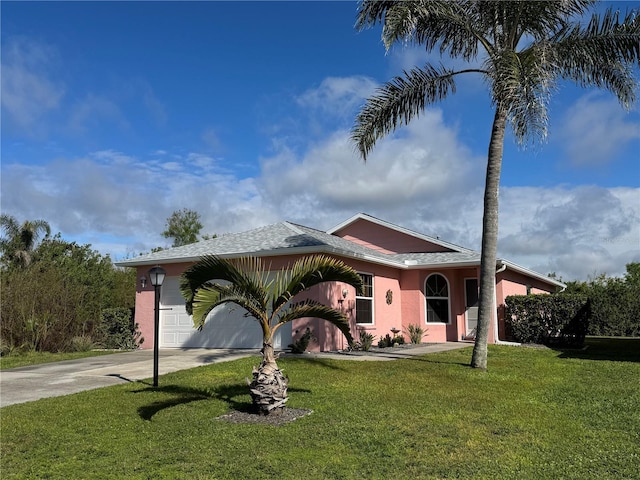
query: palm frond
[
  {"left": 489, "top": 47, "right": 554, "bottom": 145},
  {"left": 358, "top": 1, "right": 488, "bottom": 60},
  {"left": 271, "top": 255, "right": 364, "bottom": 314},
  {"left": 497, "top": 0, "right": 595, "bottom": 44},
  {"left": 352, "top": 64, "right": 460, "bottom": 160},
  {"left": 550, "top": 7, "right": 640, "bottom": 108},
  {"left": 180, "top": 255, "right": 268, "bottom": 316},
  {"left": 275, "top": 300, "right": 355, "bottom": 347},
  {"left": 190, "top": 283, "right": 266, "bottom": 330}
]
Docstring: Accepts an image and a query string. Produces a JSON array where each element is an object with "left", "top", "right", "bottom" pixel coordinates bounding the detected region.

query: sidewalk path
[{"left": 1, "top": 343, "right": 472, "bottom": 407}]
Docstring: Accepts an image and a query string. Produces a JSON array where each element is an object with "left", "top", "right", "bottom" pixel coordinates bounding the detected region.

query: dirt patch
[{"left": 217, "top": 407, "right": 313, "bottom": 426}]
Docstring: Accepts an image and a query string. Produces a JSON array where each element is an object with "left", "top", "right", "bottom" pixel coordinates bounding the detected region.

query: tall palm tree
[
  {"left": 0, "top": 214, "right": 51, "bottom": 268},
  {"left": 180, "top": 254, "right": 363, "bottom": 415},
  {"left": 352, "top": 0, "right": 639, "bottom": 369}
]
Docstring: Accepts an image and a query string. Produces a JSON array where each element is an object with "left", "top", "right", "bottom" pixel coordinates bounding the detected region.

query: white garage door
[{"left": 159, "top": 277, "right": 292, "bottom": 349}]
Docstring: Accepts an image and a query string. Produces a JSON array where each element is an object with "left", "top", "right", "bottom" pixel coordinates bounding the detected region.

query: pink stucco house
[{"left": 116, "top": 213, "right": 564, "bottom": 351}]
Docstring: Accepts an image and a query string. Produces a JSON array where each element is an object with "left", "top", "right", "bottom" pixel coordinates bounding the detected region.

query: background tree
[
  {"left": 0, "top": 214, "right": 51, "bottom": 268},
  {"left": 563, "top": 262, "right": 640, "bottom": 337},
  {"left": 180, "top": 255, "right": 363, "bottom": 415},
  {"left": 1, "top": 232, "right": 137, "bottom": 354},
  {"left": 162, "top": 208, "right": 204, "bottom": 247},
  {"left": 352, "top": 0, "right": 640, "bottom": 368}
]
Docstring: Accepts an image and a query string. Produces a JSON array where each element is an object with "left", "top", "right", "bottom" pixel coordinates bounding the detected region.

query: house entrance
[{"left": 464, "top": 278, "right": 479, "bottom": 338}]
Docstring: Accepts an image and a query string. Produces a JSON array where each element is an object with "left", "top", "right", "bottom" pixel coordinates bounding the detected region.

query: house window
[
  {"left": 425, "top": 273, "right": 450, "bottom": 324},
  {"left": 356, "top": 273, "right": 373, "bottom": 324}
]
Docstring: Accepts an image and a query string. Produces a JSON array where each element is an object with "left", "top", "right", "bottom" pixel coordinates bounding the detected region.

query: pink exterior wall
[
  {"left": 495, "top": 270, "right": 557, "bottom": 304},
  {"left": 135, "top": 263, "right": 192, "bottom": 349},
  {"left": 299, "top": 258, "right": 405, "bottom": 352},
  {"left": 135, "top": 255, "right": 360, "bottom": 352},
  {"left": 335, "top": 219, "right": 452, "bottom": 254},
  {"left": 133, "top": 249, "right": 558, "bottom": 351}
]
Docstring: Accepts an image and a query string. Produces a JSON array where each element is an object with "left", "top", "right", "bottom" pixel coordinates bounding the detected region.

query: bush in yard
[
  {"left": 405, "top": 324, "right": 428, "bottom": 344},
  {"left": 69, "top": 335, "right": 95, "bottom": 352},
  {"left": 355, "top": 331, "right": 375, "bottom": 351},
  {"left": 97, "top": 308, "right": 143, "bottom": 350},
  {"left": 505, "top": 294, "right": 589, "bottom": 347},
  {"left": 288, "top": 328, "right": 315, "bottom": 354},
  {"left": 378, "top": 332, "right": 405, "bottom": 348}
]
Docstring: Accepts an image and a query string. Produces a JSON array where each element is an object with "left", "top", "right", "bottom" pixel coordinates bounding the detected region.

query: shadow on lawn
[
  {"left": 282, "top": 356, "right": 347, "bottom": 371},
  {"left": 555, "top": 337, "right": 640, "bottom": 363},
  {"left": 135, "top": 383, "right": 311, "bottom": 420}
]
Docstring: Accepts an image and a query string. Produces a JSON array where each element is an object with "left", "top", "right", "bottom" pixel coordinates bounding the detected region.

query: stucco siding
[
  {"left": 496, "top": 270, "right": 557, "bottom": 304},
  {"left": 135, "top": 262, "right": 192, "bottom": 350},
  {"left": 335, "top": 219, "right": 452, "bottom": 254}
]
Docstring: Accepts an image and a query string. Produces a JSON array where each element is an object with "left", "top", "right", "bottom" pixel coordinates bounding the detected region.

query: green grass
[
  {"left": 0, "top": 350, "right": 120, "bottom": 370},
  {"left": 1, "top": 338, "right": 639, "bottom": 479}
]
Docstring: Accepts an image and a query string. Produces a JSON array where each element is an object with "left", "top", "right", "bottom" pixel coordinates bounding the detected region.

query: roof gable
[{"left": 327, "top": 213, "right": 472, "bottom": 254}]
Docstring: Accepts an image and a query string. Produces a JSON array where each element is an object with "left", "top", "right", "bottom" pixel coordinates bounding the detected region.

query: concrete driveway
[
  {"left": 0, "top": 342, "right": 472, "bottom": 408},
  {"left": 0, "top": 349, "right": 259, "bottom": 408}
]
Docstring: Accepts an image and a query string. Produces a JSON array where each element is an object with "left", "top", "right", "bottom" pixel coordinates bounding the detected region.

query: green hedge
[{"left": 505, "top": 294, "right": 589, "bottom": 347}]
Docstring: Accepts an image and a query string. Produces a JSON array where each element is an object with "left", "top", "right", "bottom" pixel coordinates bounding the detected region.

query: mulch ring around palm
[{"left": 217, "top": 407, "right": 313, "bottom": 425}]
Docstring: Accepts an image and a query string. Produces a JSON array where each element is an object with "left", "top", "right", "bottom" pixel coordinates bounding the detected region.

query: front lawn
[
  {"left": 2, "top": 338, "right": 639, "bottom": 479},
  {"left": 0, "top": 350, "right": 120, "bottom": 370}
]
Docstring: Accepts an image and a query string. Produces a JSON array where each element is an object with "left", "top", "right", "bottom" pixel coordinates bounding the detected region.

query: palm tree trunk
[
  {"left": 471, "top": 106, "right": 508, "bottom": 369},
  {"left": 248, "top": 341, "right": 289, "bottom": 414}
]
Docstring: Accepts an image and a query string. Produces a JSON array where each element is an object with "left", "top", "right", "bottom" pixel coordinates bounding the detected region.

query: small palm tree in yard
[{"left": 180, "top": 255, "right": 363, "bottom": 415}]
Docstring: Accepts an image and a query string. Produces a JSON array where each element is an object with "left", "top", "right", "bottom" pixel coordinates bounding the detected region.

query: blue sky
[{"left": 2, "top": 1, "right": 639, "bottom": 281}]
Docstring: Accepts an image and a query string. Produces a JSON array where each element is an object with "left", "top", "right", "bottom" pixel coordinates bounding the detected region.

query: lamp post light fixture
[{"left": 148, "top": 265, "right": 166, "bottom": 387}]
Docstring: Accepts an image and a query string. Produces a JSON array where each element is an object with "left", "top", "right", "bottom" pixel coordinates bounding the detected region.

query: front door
[{"left": 464, "top": 278, "right": 479, "bottom": 338}]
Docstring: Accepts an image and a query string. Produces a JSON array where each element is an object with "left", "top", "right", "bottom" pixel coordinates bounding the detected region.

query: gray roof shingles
[{"left": 115, "top": 220, "right": 478, "bottom": 269}]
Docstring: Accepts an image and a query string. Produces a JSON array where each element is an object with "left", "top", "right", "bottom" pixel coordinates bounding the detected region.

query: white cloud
[
  {"left": 140, "top": 82, "right": 168, "bottom": 127},
  {"left": 296, "top": 76, "right": 378, "bottom": 118},
  {"left": 2, "top": 70, "right": 637, "bottom": 280},
  {"left": 498, "top": 186, "right": 640, "bottom": 279},
  {"left": 560, "top": 92, "right": 640, "bottom": 166},
  {"left": 67, "top": 93, "right": 130, "bottom": 135},
  {"left": 0, "top": 37, "right": 65, "bottom": 135},
  {"left": 0, "top": 150, "right": 274, "bottom": 258},
  {"left": 201, "top": 127, "right": 224, "bottom": 153},
  {"left": 259, "top": 109, "right": 484, "bottom": 227}
]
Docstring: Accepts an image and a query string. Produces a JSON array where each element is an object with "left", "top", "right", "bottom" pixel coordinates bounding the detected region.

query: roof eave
[
  {"left": 115, "top": 244, "right": 410, "bottom": 269},
  {"left": 498, "top": 259, "right": 566, "bottom": 289},
  {"left": 403, "top": 260, "right": 480, "bottom": 269}
]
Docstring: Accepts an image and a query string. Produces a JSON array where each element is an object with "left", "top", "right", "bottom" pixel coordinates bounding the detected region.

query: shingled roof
[
  {"left": 115, "top": 217, "right": 481, "bottom": 269},
  {"left": 114, "top": 215, "right": 564, "bottom": 288}
]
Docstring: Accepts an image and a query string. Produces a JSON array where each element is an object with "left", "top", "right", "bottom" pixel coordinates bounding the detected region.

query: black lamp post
[{"left": 148, "top": 265, "right": 166, "bottom": 387}]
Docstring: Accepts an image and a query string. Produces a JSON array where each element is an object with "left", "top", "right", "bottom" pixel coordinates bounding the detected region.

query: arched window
[{"left": 425, "top": 273, "right": 450, "bottom": 324}]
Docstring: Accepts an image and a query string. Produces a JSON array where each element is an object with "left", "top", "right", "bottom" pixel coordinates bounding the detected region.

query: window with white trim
[
  {"left": 356, "top": 273, "right": 373, "bottom": 325},
  {"left": 425, "top": 273, "right": 450, "bottom": 324}
]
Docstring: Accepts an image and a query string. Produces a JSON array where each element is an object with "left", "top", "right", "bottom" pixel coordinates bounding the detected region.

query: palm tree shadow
[
  {"left": 134, "top": 384, "right": 214, "bottom": 420},
  {"left": 282, "top": 356, "right": 346, "bottom": 371},
  {"left": 407, "top": 357, "right": 472, "bottom": 367},
  {"left": 135, "top": 383, "right": 311, "bottom": 420}
]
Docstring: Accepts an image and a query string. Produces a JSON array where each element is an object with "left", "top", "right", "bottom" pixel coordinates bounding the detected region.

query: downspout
[{"left": 493, "top": 262, "right": 520, "bottom": 346}]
